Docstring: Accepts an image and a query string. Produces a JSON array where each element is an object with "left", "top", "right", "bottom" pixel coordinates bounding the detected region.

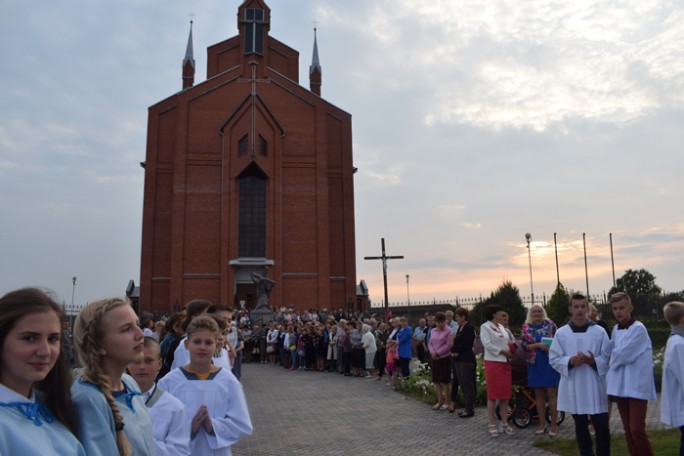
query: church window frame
[{"left": 244, "top": 8, "right": 265, "bottom": 55}]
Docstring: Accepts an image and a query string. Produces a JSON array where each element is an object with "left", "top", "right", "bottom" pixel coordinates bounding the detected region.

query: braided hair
[{"left": 73, "top": 298, "right": 133, "bottom": 456}]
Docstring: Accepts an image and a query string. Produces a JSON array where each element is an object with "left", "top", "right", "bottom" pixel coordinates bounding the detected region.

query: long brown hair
[
  {"left": 0, "top": 287, "right": 78, "bottom": 434},
  {"left": 73, "top": 298, "right": 134, "bottom": 456}
]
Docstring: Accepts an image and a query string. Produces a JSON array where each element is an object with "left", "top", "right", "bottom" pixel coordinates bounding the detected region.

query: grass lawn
[{"left": 533, "top": 428, "right": 681, "bottom": 455}]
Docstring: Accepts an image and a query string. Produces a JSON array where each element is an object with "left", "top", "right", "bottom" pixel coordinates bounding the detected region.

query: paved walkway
[{"left": 233, "top": 363, "right": 666, "bottom": 455}]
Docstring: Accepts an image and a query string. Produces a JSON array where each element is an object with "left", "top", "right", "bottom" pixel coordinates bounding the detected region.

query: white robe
[
  {"left": 0, "top": 384, "right": 85, "bottom": 456},
  {"left": 171, "top": 337, "right": 190, "bottom": 370},
  {"left": 71, "top": 373, "right": 156, "bottom": 456},
  {"left": 661, "top": 333, "right": 684, "bottom": 427},
  {"left": 145, "top": 383, "right": 191, "bottom": 456},
  {"left": 158, "top": 368, "right": 253, "bottom": 456},
  {"left": 550, "top": 323, "right": 611, "bottom": 414},
  {"left": 606, "top": 321, "right": 656, "bottom": 400}
]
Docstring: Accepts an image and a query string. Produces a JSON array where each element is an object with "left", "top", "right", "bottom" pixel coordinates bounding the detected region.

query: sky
[{"left": 1, "top": 0, "right": 683, "bottom": 309}]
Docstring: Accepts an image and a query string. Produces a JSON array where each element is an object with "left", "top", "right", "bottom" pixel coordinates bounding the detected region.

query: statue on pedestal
[{"left": 251, "top": 269, "right": 275, "bottom": 310}]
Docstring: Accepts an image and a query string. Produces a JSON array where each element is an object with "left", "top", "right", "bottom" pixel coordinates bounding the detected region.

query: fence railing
[{"left": 368, "top": 292, "right": 610, "bottom": 310}]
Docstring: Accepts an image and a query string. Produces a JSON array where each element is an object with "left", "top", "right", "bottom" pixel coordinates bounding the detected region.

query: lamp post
[
  {"left": 71, "top": 276, "right": 77, "bottom": 310},
  {"left": 406, "top": 274, "right": 410, "bottom": 306},
  {"left": 525, "top": 233, "right": 535, "bottom": 305}
]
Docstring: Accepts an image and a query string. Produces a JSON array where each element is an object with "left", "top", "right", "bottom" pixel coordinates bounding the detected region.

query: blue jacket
[{"left": 397, "top": 326, "right": 413, "bottom": 359}]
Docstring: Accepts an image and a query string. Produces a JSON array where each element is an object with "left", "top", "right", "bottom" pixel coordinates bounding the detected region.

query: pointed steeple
[
  {"left": 182, "top": 20, "right": 196, "bottom": 89},
  {"left": 309, "top": 27, "right": 322, "bottom": 96}
]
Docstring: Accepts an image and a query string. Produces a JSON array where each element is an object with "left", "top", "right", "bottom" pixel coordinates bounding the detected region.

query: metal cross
[
  {"left": 364, "top": 238, "right": 404, "bottom": 313},
  {"left": 238, "top": 62, "right": 270, "bottom": 158}
]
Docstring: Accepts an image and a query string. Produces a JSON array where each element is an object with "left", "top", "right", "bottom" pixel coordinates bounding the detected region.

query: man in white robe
[
  {"left": 550, "top": 293, "right": 611, "bottom": 456},
  {"left": 606, "top": 292, "right": 656, "bottom": 456},
  {"left": 661, "top": 301, "right": 684, "bottom": 456}
]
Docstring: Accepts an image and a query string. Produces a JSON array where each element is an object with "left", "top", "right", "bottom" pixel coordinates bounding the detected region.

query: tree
[
  {"left": 608, "top": 268, "right": 662, "bottom": 317},
  {"left": 660, "top": 290, "right": 684, "bottom": 316},
  {"left": 545, "top": 282, "right": 570, "bottom": 325},
  {"left": 473, "top": 280, "right": 526, "bottom": 329}
]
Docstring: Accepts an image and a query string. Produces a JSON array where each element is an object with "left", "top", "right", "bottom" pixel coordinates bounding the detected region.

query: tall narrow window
[
  {"left": 238, "top": 165, "right": 266, "bottom": 257},
  {"left": 238, "top": 134, "right": 248, "bottom": 157},
  {"left": 258, "top": 135, "right": 268, "bottom": 157},
  {"left": 244, "top": 8, "right": 264, "bottom": 55}
]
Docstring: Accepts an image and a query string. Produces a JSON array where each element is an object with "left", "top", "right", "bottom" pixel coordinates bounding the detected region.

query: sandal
[
  {"left": 488, "top": 424, "right": 499, "bottom": 438},
  {"left": 535, "top": 425, "right": 547, "bottom": 435},
  {"left": 432, "top": 402, "right": 444, "bottom": 410},
  {"left": 448, "top": 404, "right": 456, "bottom": 413},
  {"left": 499, "top": 422, "right": 515, "bottom": 435}
]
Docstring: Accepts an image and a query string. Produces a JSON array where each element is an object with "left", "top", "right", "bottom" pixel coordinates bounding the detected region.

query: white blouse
[{"left": 480, "top": 321, "right": 510, "bottom": 362}]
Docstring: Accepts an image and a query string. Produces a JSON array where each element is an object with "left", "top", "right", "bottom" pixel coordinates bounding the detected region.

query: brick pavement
[{"left": 233, "top": 363, "right": 666, "bottom": 456}]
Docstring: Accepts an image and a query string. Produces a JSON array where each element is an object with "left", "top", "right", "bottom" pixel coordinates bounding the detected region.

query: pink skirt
[{"left": 484, "top": 360, "right": 511, "bottom": 400}]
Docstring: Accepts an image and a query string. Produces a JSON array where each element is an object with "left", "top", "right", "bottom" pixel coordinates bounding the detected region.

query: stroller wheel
[{"left": 513, "top": 407, "right": 531, "bottom": 428}]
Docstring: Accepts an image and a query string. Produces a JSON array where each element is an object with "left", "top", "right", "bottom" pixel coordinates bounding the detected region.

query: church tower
[
  {"left": 309, "top": 28, "right": 322, "bottom": 96},
  {"left": 140, "top": 1, "right": 357, "bottom": 314},
  {"left": 181, "top": 20, "right": 195, "bottom": 89}
]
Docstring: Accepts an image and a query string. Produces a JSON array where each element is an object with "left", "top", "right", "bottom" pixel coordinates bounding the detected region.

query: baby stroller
[{"left": 495, "top": 340, "right": 565, "bottom": 428}]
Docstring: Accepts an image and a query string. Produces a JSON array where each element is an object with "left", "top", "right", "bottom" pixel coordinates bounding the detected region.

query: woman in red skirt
[{"left": 480, "top": 305, "right": 515, "bottom": 437}]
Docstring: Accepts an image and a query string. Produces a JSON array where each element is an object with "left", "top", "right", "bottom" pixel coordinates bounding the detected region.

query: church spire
[
  {"left": 309, "top": 27, "right": 322, "bottom": 96},
  {"left": 182, "top": 19, "right": 196, "bottom": 89}
]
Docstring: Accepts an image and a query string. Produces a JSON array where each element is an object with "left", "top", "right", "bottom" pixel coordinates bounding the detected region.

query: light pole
[
  {"left": 525, "top": 233, "right": 535, "bottom": 305},
  {"left": 71, "top": 276, "right": 77, "bottom": 307},
  {"left": 406, "top": 274, "right": 410, "bottom": 306}
]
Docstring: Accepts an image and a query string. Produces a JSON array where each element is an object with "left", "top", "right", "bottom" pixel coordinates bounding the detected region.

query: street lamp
[
  {"left": 525, "top": 233, "right": 535, "bottom": 305},
  {"left": 406, "top": 274, "right": 410, "bottom": 306},
  {"left": 71, "top": 276, "right": 77, "bottom": 309}
]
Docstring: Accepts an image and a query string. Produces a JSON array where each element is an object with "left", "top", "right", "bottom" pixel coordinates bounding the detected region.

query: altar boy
[
  {"left": 159, "top": 315, "right": 252, "bottom": 456},
  {"left": 128, "top": 337, "right": 190, "bottom": 456},
  {"left": 550, "top": 293, "right": 611, "bottom": 456},
  {"left": 661, "top": 301, "right": 684, "bottom": 456},
  {"left": 606, "top": 292, "right": 655, "bottom": 456}
]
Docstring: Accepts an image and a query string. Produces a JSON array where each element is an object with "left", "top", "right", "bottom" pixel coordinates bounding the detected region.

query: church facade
[{"left": 140, "top": 0, "right": 357, "bottom": 314}]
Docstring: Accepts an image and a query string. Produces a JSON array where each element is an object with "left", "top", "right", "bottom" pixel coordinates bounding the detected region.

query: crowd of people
[{"left": 1, "top": 286, "right": 684, "bottom": 456}]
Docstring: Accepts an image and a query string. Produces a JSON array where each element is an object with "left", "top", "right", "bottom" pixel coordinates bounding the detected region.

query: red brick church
[{"left": 140, "top": 0, "right": 357, "bottom": 314}]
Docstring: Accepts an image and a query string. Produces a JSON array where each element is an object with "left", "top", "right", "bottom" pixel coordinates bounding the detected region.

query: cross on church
[
  {"left": 364, "top": 238, "right": 404, "bottom": 312},
  {"left": 238, "top": 62, "right": 270, "bottom": 158}
]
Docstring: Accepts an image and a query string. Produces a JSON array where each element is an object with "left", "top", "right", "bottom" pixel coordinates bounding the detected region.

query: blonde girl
[{"left": 71, "top": 298, "right": 155, "bottom": 455}]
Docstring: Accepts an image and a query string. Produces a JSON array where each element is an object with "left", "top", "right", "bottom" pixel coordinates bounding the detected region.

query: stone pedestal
[{"left": 249, "top": 308, "right": 275, "bottom": 326}]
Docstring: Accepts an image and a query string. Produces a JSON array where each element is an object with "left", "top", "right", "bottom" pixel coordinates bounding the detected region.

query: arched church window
[{"left": 238, "top": 165, "right": 266, "bottom": 257}]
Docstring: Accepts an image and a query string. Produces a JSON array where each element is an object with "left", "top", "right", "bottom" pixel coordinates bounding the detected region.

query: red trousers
[{"left": 614, "top": 397, "right": 653, "bottom": 456}]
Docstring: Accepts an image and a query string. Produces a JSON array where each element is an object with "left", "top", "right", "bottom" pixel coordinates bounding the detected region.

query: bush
[{"left": 395, "top": 356, "right": 490, "bottom": 407}]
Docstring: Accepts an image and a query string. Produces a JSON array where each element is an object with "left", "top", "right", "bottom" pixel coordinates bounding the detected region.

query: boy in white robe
[
  {"left": 550, "top": 293, "right": 611, "bottom": 456},
  {"left": 128, "top": 337, "right": 190, "bottom": 456},
  {"left": 159, "top": 315, "right": 253, "bottom": 456},
  {"left": 606, "top": 292, "right": 655, "bottom": 456},
  {"left": 661, "top": 301, "right": 684, "bottom": 456}
]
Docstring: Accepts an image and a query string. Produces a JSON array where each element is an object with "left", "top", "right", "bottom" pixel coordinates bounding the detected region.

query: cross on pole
[
  {"left": 364, "top": 238, "right": 404, "bottom": 313},
  {"left": 238, "top": 62, "right": 270, "bottom": 158}
]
